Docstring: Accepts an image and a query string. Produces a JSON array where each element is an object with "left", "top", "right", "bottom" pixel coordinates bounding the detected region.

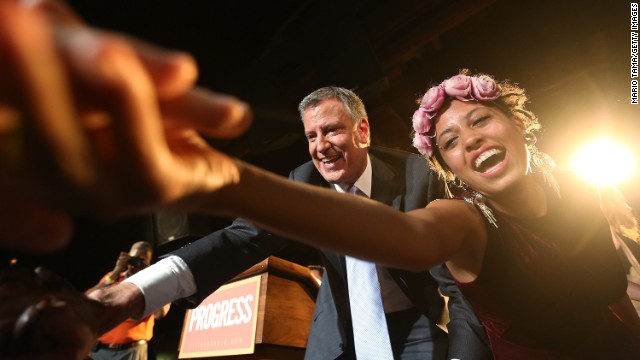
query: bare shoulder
[{"left": 426, "top": 198, "right": 484, "bottom": 220}]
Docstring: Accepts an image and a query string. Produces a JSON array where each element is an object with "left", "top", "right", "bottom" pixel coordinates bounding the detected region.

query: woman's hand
[{"left": 0, "top": 0, "right": 252, "bottom": 253}]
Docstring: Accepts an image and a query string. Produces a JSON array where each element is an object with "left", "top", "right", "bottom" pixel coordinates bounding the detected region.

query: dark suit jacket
[{"left": 170, "top": 146, "right": 490, "bottom": 359}]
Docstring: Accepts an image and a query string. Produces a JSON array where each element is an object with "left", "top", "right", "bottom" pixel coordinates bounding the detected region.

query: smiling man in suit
[{"left": 90, "top": 86, "right": 491, "bottom": 359}]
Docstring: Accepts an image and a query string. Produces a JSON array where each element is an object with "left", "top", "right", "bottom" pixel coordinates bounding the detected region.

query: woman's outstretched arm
[{"left": 208, "top": 161, "right": 483, "bottom": 273}]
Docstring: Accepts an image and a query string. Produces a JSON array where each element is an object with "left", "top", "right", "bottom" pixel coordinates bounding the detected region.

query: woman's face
[{"left": 434, "top": 100, "right": 529, "bottom": 198}]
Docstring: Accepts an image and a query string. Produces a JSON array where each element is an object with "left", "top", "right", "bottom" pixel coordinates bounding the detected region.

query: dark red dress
[{"left": 455, "top": 176, "right": 640, "bottom": 359}]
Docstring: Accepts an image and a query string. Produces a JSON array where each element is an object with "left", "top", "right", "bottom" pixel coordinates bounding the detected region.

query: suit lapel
[
  {"left": 317, "top": 154, "right": 404, "bottom": 268},
  {"left": 305, "top": 166, "right": 333, "bottom": 189},
  {"left": 370, "top": 154, "right": 441, "bottom": 318},
  {"left": 307, "top": 169, "right": 346, "bottom": 276},
  {"left": 370, "top": 154, "right": 403, "bottom": 210}
]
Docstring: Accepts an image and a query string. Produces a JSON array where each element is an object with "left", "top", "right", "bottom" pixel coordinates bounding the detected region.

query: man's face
[
  {"left": 127, "top": 248, "right": 152, "bottom": 274},
  {"left": 303, "top": 99, "right": 369, "bottom": 185}
]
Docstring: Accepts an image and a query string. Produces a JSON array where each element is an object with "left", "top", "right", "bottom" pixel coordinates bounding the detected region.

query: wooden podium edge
[{"left": 230, "top": 256, "right": 315, "bottom": 288}]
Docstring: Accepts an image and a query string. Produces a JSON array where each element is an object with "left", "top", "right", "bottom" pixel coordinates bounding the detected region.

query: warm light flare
[{"left": 571, "top": 139, "right": 636, "bottom": 186}]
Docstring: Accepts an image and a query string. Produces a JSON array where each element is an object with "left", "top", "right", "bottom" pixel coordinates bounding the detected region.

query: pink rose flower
[
  {"left": 412, "top": 108, "right": 432, "bottom": 135},
  {"left": 420, "top": 86, "right": 446, "bottom": 115},
  {"left": 471, "top": 75, "right": 501, "bottom": 101},
  {"left": 441, "top": 75, "right": 472, "bottom": 100},
  {"left": 412, "top": 132, "right": 434, "bottom": 158}
]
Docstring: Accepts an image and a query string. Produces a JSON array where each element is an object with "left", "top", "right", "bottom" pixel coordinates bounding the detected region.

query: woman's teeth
[{"left": 475, "top": 149, "right": 504, "bottom": 172}]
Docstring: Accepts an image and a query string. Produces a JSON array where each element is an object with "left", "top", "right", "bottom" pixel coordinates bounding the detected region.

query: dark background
[{"left": 4, "top": 0, "right": 639, "bottom": 358}]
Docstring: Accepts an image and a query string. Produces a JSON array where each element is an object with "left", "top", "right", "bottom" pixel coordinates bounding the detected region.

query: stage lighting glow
[{"left": 571, "top": 138, "right": 636, "bottom": 186}]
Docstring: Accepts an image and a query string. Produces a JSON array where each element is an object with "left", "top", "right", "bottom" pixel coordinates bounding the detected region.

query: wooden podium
[{"left": 178, "top": 257, "right": 319, "bottom": 359}]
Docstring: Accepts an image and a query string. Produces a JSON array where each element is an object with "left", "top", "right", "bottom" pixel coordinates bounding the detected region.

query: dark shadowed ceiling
[{"left": 67, "top": 0, "right": 637, "bottom": 173}]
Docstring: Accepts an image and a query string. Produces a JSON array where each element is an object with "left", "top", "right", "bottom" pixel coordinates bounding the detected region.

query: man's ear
[{"left": 356, "top": 118, "right": 370, "bottom": 147}]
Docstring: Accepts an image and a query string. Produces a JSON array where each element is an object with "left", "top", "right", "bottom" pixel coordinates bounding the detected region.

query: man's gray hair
[{"left": 298, "top": 86, "right": 368, "bottom": 124}]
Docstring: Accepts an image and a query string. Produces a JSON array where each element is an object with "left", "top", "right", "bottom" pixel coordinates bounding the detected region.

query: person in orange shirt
[{"left": 88, "top": 242, "right": 170, "bottom": 360}]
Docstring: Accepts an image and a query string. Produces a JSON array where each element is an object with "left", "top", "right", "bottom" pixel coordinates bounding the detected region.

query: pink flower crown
[{"left": 412, "top": 74, "right": 502, "bottom": 157}]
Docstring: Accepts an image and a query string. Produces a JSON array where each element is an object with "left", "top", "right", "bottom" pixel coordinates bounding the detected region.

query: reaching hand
[
  {"left": 0, "top": 0, "right": 252, "bottom": 253},
  {"left": 0, "top": 266, "right": 101, "bottom": 360}
]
